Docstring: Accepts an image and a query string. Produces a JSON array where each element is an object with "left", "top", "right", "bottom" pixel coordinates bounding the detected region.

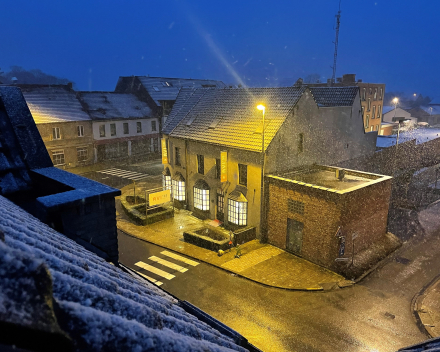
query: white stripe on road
[
  {"left": 161, "top": 251, "right": 200, "bottom": 267},
  {"left": 130, "top": 175, "right": 149, "bottom": 181},
  {"left": 135, "top": 271, "right": 163, "bottom": 286},
  {"left": 135, "top": 261, "right": 175, "bottom": 280},
  {"left": 148, "top": 256, "right": 188, "bottom": 273},
  {"left": 100, "top": 169, "right": 143, "bottom": 177}
]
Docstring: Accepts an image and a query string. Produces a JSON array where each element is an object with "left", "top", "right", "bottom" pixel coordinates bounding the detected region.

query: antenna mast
[{"left": 331, "top": 0, "right": 341, "bottom": 85}]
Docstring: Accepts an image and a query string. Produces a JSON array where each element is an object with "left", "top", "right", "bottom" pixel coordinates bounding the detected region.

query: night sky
[{"left": 2, "top": 0, "right": 439, "bottom": 97}]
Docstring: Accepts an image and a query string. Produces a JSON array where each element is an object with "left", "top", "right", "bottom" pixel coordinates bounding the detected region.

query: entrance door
[{"left": 286, "top": 218, "right": 304, "bottom": 254}]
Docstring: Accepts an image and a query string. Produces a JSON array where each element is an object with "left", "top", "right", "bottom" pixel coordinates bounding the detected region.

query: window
[
  {"left": 298, "top": 133, "right": 304, "bottom": 153},
  {"left": 197, "top": 154, "right": 204, "bottom": 175},
  {"left": 362, "top": 88, "right": 366, "bottom": 101},
  {"left": 374, "top": 88, "right": 377, "bottom": 100},
  {"left": 361, "top": 106, "right": 364, "bottom": 118},
  {"left": 77, "top": 147, "right": 88, "bottom": 162},
  {"left": 288, "top": 199, "right": 304, "bottom": 215},
  {"left": 369, "top": 88, "right": 372, "bottom": 95},
  {"left": 238, "top": 164, "right": 247, "bottom": 186},
  {"left": 99, "top": 124, "right": 105, "bottom": 137},
  {"left": 375, "top": 125, "right": 379, "bottom": 131},
  {"left": 175, "top": 147, "right": 181, "bottom": 166},
  {"left": 153, "top": 138, "right": 159, "bottom": 152},
  {"left": 52, "top": 127, "right": 61, "bottom": 140},
  {"left": 137, "top": 122, "right": 142, "bottom": 133},
  {"left": 367, "top": 98, "right": 371, "bottom": 111},
  {"left": 153, "top": 86, "right": 160, "bottom": 91},
  {"left": 151, "top": 120, "right": 157, "bottom": 132},
  {"left": 215, "top": 158, "right": 221, "bottom": 179},
  {"left": 380, "top": 88, "right": 383, "bottom": 99},
  {"left": 217, "top": 190, "right": 225, "bottom": 214},
  {"left": 377, "top": 105, "right": 381, "bottom": 119},
  {"left": 162, "top": 168, "right": 171, "bottom": 190},
  {"left": 370, "top": 126, "right": 373, "bottom": 132},
  {"left": 372, "top": 106, "right": 376, "bottom": 119},
  {"left": 194, "top": 186, "right": 209, "bottom": 211},
  {"left": 52, "top": 150, "right": 64, "bottom": 165},
  {"left": 110, "top": 123, "right": 116, "bottom": 136},
  {"left": 365, "top": 115, "right": 370, "bottom": 128},
  {"left": 123, "top": 122, "right": 129, "bottom": 134},
  {"left": 77, "top": 125, "right": 84, "bottom": 137},
  {"left": 172, "top": 173, "right": 185, "bottom": 201},
  {"left": 228, "top": 197, "right": 247, "bottom": 226}
]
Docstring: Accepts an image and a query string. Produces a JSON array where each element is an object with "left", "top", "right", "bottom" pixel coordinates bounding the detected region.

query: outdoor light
[{"left": 257, "top": 104, "right": 265, "bottom": 111}]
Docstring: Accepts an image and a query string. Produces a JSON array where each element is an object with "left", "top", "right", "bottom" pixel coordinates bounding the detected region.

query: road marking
[
  {"left": 97, "top": 168, "right": 149, "bottom": 180},
  {"left": 149, "top": 256, "right": 188, "bottom": 273},
  {"left": 161, "top": 251, "right": 199, "bottom": 266},
  {"left": 135, "top": 261, "right": 175, "bottom": 280},
  {"left": 135, "top": 270, "right": 163, "bottom": 286}
]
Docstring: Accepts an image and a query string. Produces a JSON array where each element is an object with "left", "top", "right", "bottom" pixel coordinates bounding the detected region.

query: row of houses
[{"left": 7, "top": 76, "right": 226, "bottom": 169}]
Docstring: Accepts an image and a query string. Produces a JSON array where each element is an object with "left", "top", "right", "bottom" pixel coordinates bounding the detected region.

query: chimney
[
  {"left": 67, "top": 82, "right": 73, "bottom": 90},
  {"left": 342, "top": 74, "right": 356, "bottom": 83},
  {"left": 336, "top": 168, "right": 345, "bottom": 180}
]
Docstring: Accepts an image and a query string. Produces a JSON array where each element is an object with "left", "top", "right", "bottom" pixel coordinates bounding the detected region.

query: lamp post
[
  {"left": 392, "top": 97, "right": 398, "bottom": 120},
  {"left": 257, "top": 104, "right": 266, "bottom": 242}
]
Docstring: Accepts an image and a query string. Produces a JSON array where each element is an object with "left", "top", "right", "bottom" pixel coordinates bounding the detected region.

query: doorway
[{"left": 286, "top": 218, "right": 304, "bottom": 254}]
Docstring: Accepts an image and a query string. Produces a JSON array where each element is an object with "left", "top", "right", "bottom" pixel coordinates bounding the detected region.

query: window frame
[
  {"left": 110, "top": 123, "right": 116, "bottom": 136},
  {"left": 99, "top": 124, "right": 106, "bottom": 137},
  {"left": 151, "top": 120, "right": 157, "bottom": 132},
  {"left": 77, "top": 147, "right": 88, "bottom": 162},
  {"left": 123, "top": 122, "right": 129, "bottom": 135},
  {"left": 238, "top": 164, "right": 247, "bottom": 186},
  {"left": 215, "top": 158, "right": 221, "bottom": 179},
  {"left": 172, "top": 179, "right": 185, "bottom": 201},
  {"left": 194, "top": 187, "right": 209, "bottom": 211},
  {"left": 175, "top": 147, "right": 181, "bottom": 166},
  {"left": 365, "top": 114, "right": 370, "bottom": 128},
  {"left": 52, "top": 150, "right": 65, "bottom": 166},
  {"left": 52, "top": 127, "right": 61, "bottom": 140},
  {"left": 136, "top": 121, "right": 142, "bottom": 133},
  {"left": 197, "top": 154, "right": 204, "bottom": 175},
  {"left": 228, "top": 198, "right": 247, "bottom": 226},
  {"left": 77, "top": 125, "right": 84, "bottom": 137}
]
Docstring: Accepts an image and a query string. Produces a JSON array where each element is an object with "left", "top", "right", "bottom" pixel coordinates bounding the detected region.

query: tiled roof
[
  {"left": 163, "top": 88, "right": 212, "bottom": 135},
  {"left": 169, "top": 87, "right": 306, "bottom": 152},
  {"left": 21, "top": 86, "right": 91, "bottom": 124},
  {"left": 136, "top": 76, "right": 227, "bottom": 106},
  {"left": 309, "top": 86, "right": 359, "bottom": 107},
  {"left": 0, "top": 195, "right": 249, "bottom": 352},
  {"left": 79, "top": 92, "right": 152, "bottom": 120}
]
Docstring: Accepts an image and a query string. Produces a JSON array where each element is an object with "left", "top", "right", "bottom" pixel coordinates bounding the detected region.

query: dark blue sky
[{"left": 2, "top": 0, "right": 439, "bottom": 97}]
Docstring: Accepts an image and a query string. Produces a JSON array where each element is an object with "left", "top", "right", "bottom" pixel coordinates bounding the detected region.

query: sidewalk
[{"left": 115, "top": 197, "right": 349, "bottom": 291}]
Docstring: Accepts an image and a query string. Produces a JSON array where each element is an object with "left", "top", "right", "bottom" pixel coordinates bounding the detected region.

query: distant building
[
  {"left": 114, "top": 76, "right": 227, "bottom": 130},
  {"left": 419, "top": 102, "right": 440, "bottom": 126},
  {"left": 306, "top": 73, "right": 386, "bottom": 133},
  {"left": 77, "top": 91, "right": 160, "bottom": 162},
  {"left": 20, "top": 84, "right": 94, "bottom": 169},
  {"left": 162, "top": 86, "right": 377, "bottom": 239},
  {"left": 382, "top": 106, "right": 417, "bottom": 131}
]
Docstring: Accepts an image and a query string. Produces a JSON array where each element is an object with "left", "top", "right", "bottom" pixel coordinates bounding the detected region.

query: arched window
[
  {"left": 193, "top": 179, "right": 210, "bottom": 211},
  {"left": 227, "top": 191, "right": 248, "bottom": 226},
  {"left": 162, "top": 167, "right": 171, "bottom": 190},
  {"left": 172, "top": 172, "right": 185, "bottom": 201}
]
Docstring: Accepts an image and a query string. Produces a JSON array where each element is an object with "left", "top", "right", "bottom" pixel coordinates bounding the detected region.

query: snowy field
[{"left": 377, "top": 128, "right": 440, "bottom": 148}]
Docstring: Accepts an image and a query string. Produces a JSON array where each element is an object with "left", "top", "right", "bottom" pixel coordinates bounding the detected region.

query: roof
[
  {"left": 429, "top": 98, "right": 440, "bottom": 105},
  {"left": 21, "top": 85, "right": 91, "bottom": 124},
  {"left": 169, "top": 87, "right": 306, "bottom": 152},
  {"left": 135, "top": 76, "right": 227, "bottom": 106},
  {"left": 79, "top": 92, "right": 153, "bottom": 120},
  {"left": 0, "top": 194, "right": 249, "bottom": 352},
  {"left": 308, "top": 86, "right": 359, "bottom": 107},
  {"left": 382, "top": 105, "right": 395, "bottom": 114},
  {"left": 421, "top": 105, "right": 440, "bottom": 115}
]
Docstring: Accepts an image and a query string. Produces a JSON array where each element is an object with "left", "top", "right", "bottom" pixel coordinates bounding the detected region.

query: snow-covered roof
[
  {"left": 79, "top": 92, "right": 153, "bottom": 120},
  {"left": 421, "top": 105, "right": 440, "bottom": 115},
  {"left": 0, "top": 194, "right": 249, "bottom": 351}
]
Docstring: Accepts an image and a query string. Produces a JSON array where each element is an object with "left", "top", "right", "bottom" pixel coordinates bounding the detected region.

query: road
[{"left": 118, "top": 228, "right": 440, "bottom": 352}]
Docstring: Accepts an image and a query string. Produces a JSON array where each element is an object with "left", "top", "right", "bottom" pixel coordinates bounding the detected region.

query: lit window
[
  {"left": 365, "top": 115, "right": 370, "bottom": 128},
  {"left": 77, "top": 125, "right": 84, "bottom": 137},
  {"left": 172, "top": 172, "right": 185, "bottom": 201},
  {"left": 228, "top": 191, "right": 247, "bottom": 226},
  {"left": 378, "top": 105, "right": 381, "bottom": 119},
  {"left": 374, "top": 88, "right": 377, "bottom": 100},
  {"left": 53, "top": 127, "right": 61, "bottom": 140},
  {"left": 238, "top": 164, "right": 247, "bottom": 186},
  {"left": 372, "top": 106, "right": 376, "bottom": 119},
  {"left": 367, "top": 98, "right": 371, "bottom": 111},
  {"left": 151, "top": 120, "right": 157, "bottom": 132},
  {"left": 110, "top": 123, "right": 116, "bottom": 136},
  {"left": 77, "top": 147, "right": 88, "bottom": 162},
  {"left": 194, "top": 179, "right": 210, "bottom": 211},
  {"left": 52, "top": 150, "right": 64, "bottom": 165},
  {"left": 123, "top": 122, "right": 129, "bottom": 134},
  {"left": 99, "top": 124, "right": 105, "bottom": 137},
  {"left": 197, "top": 154, "right": 204, "bottom": 175},
  {"left": 137, "top": 122, "right": 142, "bottom": 133},
  {"left": 162, "top": 167, "right": 171, "bottom": 190}
]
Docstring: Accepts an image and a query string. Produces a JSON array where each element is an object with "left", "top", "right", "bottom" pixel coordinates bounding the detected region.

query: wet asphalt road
[{"left": 118, "top": 229, "right": 439, "bottom": 352}]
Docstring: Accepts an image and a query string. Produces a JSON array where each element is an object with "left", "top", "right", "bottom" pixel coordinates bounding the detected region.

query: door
[{"left": 286, "top": 218, "right": 304, "bottom": 254}]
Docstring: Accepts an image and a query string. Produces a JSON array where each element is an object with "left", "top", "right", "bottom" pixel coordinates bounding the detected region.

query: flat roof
[{"left": 268, "top": 166, "right": 392, "bottom": 194}]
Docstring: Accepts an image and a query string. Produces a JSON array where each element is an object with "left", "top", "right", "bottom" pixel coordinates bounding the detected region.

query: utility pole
[{"left": 331, "top": 1, "right": 342, "bottom": 85}]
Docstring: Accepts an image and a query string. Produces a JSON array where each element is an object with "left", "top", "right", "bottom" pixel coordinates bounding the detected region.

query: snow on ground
[{"left": 377, "top": 128, "right": 440, "bottom": 148}]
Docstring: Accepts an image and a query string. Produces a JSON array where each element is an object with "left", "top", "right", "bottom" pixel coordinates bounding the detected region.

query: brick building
[
  {"left": 162, "top": 86, "right": 377, "bottom": 239},
  {"left": 307, "top": 73, "right": 386, "bottom": 133},
  {"left": 265, "top": 165, "right": 392, "bottom": 272}
]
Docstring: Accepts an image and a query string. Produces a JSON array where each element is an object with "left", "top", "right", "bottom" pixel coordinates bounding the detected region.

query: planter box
[
  {"left": 121, "top": 195, "right": 174, "bottom": 225},
  {"left": 183, "top": 227, "right": 230, "bottom": 252}
]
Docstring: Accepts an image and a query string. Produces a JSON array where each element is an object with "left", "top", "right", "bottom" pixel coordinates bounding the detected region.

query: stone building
[
  {"left": 307, "top": 73, "right": 386, "bottom": 133},
  {"left": 162, "top": 86, "right": 377, "bottom": 239},
  {"left": 265, "top": 165, "right": 392, "bottom": 272}
]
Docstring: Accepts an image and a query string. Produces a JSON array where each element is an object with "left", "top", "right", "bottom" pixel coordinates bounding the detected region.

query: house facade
[
  {"left": 20, "top": 84, "right": 94, "bottom": 169},
  {"left": 162, "top": 86, "right": 377, "bottom": 239},
  {"left": 382, "top": 106, "right": 417, "bottom": 130},
  {"left": 77, "top": 92, "right": 160, "bottom": 162}
]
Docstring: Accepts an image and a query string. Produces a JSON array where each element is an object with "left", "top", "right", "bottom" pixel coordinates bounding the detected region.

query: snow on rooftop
[
  {"left": 376, "top": 129, "right": 440, "bottom": 148},
  {"left": 0, "top": 195, "right": 247, "bottom": 351}
]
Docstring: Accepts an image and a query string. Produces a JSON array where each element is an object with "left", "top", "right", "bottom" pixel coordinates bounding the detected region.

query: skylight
[{"left": 153, "top": 86, "right": 160, "bottom": 91}]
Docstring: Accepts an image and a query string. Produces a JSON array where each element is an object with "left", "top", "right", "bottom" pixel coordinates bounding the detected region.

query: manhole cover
[{"left": 395, "top": 257, "right": 411, "bottom": 265}]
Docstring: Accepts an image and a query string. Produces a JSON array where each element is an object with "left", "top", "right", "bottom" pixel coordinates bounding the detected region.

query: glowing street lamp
[
  {"left": 257, "top": 104, "right": 266, "bottom": 240},
  {"left": 392, "top": 97, "right": 399, "bottom": 119}
]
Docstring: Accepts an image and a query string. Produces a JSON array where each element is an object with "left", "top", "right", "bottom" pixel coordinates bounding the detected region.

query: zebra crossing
[
  {"left": 97, "top": 168, "right": 149, "bottom": 181},
  {"left": 134, "top": 251, "right": 199, "bottom": 286}
]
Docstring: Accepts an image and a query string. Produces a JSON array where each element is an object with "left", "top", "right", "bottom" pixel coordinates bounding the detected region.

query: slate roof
[
  {"left": 0, "top": 194, "right": 249, "bottom": 352},
  {"left": 135, "top": 76, "right": 227, "bottom": 106},
  {"left": 308, "top": 86, "right": 359, "bottom": 107},
  {"left": 21, "top": 85, "right": 91, "bottom": 124},
  {"left": 79, "top": 92, "right": 153, "bottom": 120},
  {"left": 169, "top": 87, "right": 307, "bottom": 152}
]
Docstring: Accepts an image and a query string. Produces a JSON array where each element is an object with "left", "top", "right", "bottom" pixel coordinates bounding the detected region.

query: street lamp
[
  {"left": 392, "top": 97, "right": 399, "bottom": 120},
  {"left": 257, "top": 104, "right": 266, "bottom": 242}
]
